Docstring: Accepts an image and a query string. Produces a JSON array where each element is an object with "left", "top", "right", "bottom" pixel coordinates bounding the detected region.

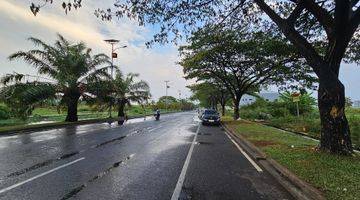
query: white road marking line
[
  {"left": 0, "top": 157, "right": 85, "bottom": 194},
  {"left": 224, "top": 131, "right": 263, "bottom": 172},
  {"left": 171, "top": 124, "right": 200, "bottom": 200}
]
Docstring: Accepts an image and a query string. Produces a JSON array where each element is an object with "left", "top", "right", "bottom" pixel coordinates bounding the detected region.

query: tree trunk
[
  {"left": 221, "top": 103, "right": 226, "bottom": 116},
  {"left": 233, "top": 98, "right": 240, "bottom": 120},
  {"left": 64, "top": 90, "right": 80, "bottom": 122},
  {"left": 117, "top": 99, "right": 126, "bottom": 125},
  {"left": 318, "top": 79, "right": 353, "bottom": 154}
]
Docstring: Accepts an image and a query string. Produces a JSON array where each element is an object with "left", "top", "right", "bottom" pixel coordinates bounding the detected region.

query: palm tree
[
  {"left": 113, "top": 69, "right": 151, "bottom": 124},
  {"left": 2, "top": 34, "right": 110, "bottom": 122},
  {"left": 90, "top": 68, "right": 151, "bottom": 125}
]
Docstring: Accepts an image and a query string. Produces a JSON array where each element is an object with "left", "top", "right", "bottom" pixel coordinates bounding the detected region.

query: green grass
[
  {"left": 235, "top": 107, "right": 360, "bottom": 149},
  {"left": 224, "top": 120, "right": 360, "bottom": 200},
  {"left": 266, "top": 115, "right": 360, "bottom": 149},
  {"left": 0, "top": 104, "right": 181, "bottom": 131}
]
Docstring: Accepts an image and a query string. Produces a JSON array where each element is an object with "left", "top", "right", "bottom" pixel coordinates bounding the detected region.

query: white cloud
[{"left": 0, "top": 0, "right": 192, "bottom": 100}]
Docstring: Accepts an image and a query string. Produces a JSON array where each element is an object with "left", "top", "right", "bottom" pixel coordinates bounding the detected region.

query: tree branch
[
  {"left": 301, "top": 0, "right": 335, "bottom": 38},
  {"left": 254, "top": 0, "right": 324, "bottom": 75},
  {"left": 350, "top": 7, "right": 360, "bottom": 33},
  {"left": 287, "top": 1, "right": 305, "bottom": 25}
]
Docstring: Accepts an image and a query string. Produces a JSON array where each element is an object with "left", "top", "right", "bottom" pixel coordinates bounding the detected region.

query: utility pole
[
  {"left": 104, "top": 39, "right": 127, "bottom": 119},
  {"left": 165, "top": 81, "right": 170, "bottom": 112}
]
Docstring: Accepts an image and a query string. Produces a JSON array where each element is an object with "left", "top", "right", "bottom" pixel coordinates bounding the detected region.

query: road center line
[
  {"left": 171, "top": 124, "right": 200, "bottom": 200},
  {"left": 0, "top": 157, "right": 85, "bottom": 194},
  {"left": 223, "top": 131, "right": 263, "bottom": 172}
]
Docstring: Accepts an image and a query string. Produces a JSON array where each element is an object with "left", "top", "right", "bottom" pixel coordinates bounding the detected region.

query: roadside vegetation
[
  {"left": 223, "top": 120, "right": 360, "bottom": 200},
  {"left": 238, "top": 93, "right": 360, "bottom": 150},
  {"left": 0, "top": 35, "right": 195, "bottom": 130},
  {"left": 34, "top": 0, "right": 360, "bottom": 155}
]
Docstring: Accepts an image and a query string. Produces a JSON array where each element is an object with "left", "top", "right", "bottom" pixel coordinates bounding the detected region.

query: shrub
[
  {"left": 240, "top": 107, "right": 270, "bottom": 120},
  {"left": 268, "top": 102, "right": 290, "bottom": 118},
  {"left": 78, "top": 104, "right": 92, "bottom": 112},
  {"left": 348, "top": 116, "right": 360, "bottom": 149},
  {"left": 0, "top": 104, "right": 10, "bottom": 120}
]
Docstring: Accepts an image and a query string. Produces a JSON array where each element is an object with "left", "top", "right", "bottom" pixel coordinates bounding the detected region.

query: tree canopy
[
  {"left": 1, "top": 34, "right": 111, "bottom": 121},
  {"left": 180, "top": 26, "right": 316, "bottom": 119}
]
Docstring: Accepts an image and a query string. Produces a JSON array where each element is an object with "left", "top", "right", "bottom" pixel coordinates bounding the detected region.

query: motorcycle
[{"left": 154, "top": 113, "right": 160, "bottom": 121}]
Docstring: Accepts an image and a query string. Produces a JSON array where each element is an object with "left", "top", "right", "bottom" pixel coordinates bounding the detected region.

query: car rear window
[{"left": 204, "top": 110, "right": 217, "bottom": 115}]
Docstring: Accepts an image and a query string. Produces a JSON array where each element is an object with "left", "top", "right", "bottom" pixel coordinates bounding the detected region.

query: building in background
[{"left": 240, "top": 92, "right": 280, "bottom": 106}]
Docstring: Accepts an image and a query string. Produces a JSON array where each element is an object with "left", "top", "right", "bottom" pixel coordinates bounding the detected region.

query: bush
[
  {"left": 78, "top": 104, "right": 92, "bottom": 112},
  {"left": 240, "top": 107, "right": 270, "bottom": 120},
  {"left": 348, "top": 116, "right": 360, "bottom": 149},
  {"left": 268, "top": 102, "right": 290, "bottom": 118},
  {"left": 0, "top": 105, "right": 10, "bottom": 120}
]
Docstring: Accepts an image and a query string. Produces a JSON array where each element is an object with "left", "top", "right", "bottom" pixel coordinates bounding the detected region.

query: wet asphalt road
[{"left": 0, "top": 112, "right": 292, "bottom": 200}]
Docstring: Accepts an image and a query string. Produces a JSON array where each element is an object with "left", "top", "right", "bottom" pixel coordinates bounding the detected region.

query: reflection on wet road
[{"left": 0, "top": 112, "right": 291, "bottom": 200}]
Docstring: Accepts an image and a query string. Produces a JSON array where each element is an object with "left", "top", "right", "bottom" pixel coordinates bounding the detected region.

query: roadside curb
[
  {"left": 0, "top": 118, "right": 117, "bottom": 136},
  {"left": 0, "top": 111, "right": 182, "bottom": 136},
  {"left": 221, "top": 123, "right": 325, "bottom": 200}
]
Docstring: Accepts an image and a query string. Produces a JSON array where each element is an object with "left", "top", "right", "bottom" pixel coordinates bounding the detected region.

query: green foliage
[
  {"left": 154, "top": 97, "right": 195, "bottom": 111},
  {"left": 266, "top": 110, "right": 360, "bottom": 150},
  {"left": 0, "top": 104, "right": 10, "bottom": 120},
  {"left": 188, "top": 82, "right": 230, "bottom": 110},
  {"left": 345, "top": 97, "right": 353, "bottom": 107},
  {"left": 158, "top": 96, "right": 178, "bottom": 104},
  {"left": 0, "top": 82, "right": 56, "bottom": 119},
  {"left": 87, "top": 68, "right": 151, "bottom": 118},
  {"left": 3, "top": 34, "right": 111, "bottom": 121},
  {"left": 239, "top": 92, "right": 316, "bottom": 120},
  {"left": 278, "top": 91, "right": 317, "bottom": 115}
]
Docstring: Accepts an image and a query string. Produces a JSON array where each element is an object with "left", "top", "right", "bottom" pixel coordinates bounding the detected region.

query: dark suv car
[{"left": 200, "top": 109, "right": 220, "bottom": 125}]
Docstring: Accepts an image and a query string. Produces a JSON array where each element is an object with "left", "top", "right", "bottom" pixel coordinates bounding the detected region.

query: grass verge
[
  {"left": 223, "top": 119, "right": 360, "bottom": 200},
  {"left": 0, "top": 110, "right": 181, "bottom": 134}
]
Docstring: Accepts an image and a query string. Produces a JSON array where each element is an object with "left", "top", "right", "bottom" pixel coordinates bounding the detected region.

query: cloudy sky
[
  {"left": 0, "top": 0, "right": 359, "bottom": 101},
  {"left": 0, "top": 0, "right": 192, "bottom": 101}
]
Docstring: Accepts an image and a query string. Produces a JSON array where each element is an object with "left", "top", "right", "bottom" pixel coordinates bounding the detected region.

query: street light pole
[
  {"left": 165, "top": 81, "right": 170, "bottom": 113},
  {"left": 104, "top": 39, "right": 127, "bottom": 119}
]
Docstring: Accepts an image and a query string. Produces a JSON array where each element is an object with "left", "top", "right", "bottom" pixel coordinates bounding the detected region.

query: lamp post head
[{"left": 104, "top": 39, "right": 120, "bottom": 44}]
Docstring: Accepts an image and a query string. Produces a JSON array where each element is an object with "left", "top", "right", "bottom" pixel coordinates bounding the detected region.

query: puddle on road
[
  {"left": 60, "top": 154, "right": 135, "bottom": 200},
  {"left": 93, "top": 136, "right": 126, "bottom": 148},
  {"left": 6, "top": 151, "right": 80, "bottom": 178},
  {"left": 5, "top": 135, "right": 128, "bottom": 179},
  {"left": 196, "top": 141, "right": 213, "bottom": 145}
]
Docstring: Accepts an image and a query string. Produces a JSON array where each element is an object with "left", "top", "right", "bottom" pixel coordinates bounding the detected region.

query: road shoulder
[
  {"left": 222, "top": 120, "right": 326, "bottom": 200},
  {"left": 180, "top": 124, "right": 292, "bottom": 200}
]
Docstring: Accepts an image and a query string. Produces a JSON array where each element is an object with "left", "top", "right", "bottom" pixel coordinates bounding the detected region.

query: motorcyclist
[{"left": 154, "top": 109, "right": 160, "bottom": 120}]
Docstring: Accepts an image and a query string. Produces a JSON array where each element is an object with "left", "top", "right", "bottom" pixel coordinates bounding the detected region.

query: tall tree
[
  {"left": 0, "top": 75, "right": 55, "bottom": 119},
  {"left": 180, "top": 26, "right": 315, "bottom": 119},
  {"left": 88, "top": 68, "right": 151, "bottom": 125},
  {"left": 188, "top": 81, "right": 231, "bottom": 116},
  {"left": 29, "top": 0, "right": 360, "bottom": 153},
  {"left": 3, "top": 34, "right": 110, "bottom": 122}
]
